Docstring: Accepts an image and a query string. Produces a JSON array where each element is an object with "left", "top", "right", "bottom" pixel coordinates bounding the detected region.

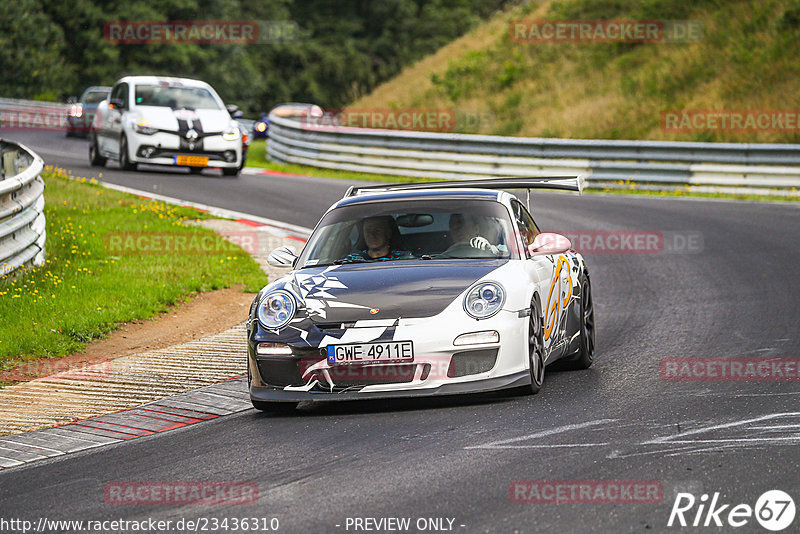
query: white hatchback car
[{"left": 90, "top": 76, "right": 242, "bottom": 176}]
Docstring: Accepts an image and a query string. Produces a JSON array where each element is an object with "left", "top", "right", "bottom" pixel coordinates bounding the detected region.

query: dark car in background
[
  {"left": 66, "top": 86, "right": 111, "bottom": 137},
  {"left": 230, "top": 111, "right": 252, "bottom": 170}
]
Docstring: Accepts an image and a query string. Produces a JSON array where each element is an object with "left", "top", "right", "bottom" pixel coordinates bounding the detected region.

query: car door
[
  {"left": 102, "top": 82, "right": 128, "bottom": 157},
  {"left": 511, "top": 199, "right": 571, "bottom": 362}
]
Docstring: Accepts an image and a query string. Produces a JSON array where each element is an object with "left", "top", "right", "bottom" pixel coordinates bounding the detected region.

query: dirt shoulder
[
  {"left": 2, "top": 217, "right": 304, "bottom": 386},
  {"left": 1, "top": 287, "right": 256, "bottom": 384}
]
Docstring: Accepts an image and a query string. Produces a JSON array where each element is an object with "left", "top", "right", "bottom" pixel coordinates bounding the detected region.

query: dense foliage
[{"left": 0, "top": 0, "right": 512, "bottom": 114}]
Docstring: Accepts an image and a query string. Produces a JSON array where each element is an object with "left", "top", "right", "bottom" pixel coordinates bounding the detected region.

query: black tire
[
  {"left": 89, "top": 135, "right": 107, "bottom": 167},
  {"left": 66, "top": 129, "right": 73, "bottom": 138},
  {"left": 252, "top": 400, "right": 298, "bottom": 413},
  {"left": 526, "top": 297, "right": 545, "bottom": 394},
  {"left": 222, "top": 166, "right": 240, "bottom": 177},
  {"left": 559, "top": 276, "right": 595, "bottom": 370},
  {"left": 119, "top": 135, "right": 137, "bottom": 171}
]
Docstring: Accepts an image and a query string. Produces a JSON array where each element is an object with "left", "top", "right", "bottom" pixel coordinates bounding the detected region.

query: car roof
[
  {"left": 335, "top": 188, "right": 503, "bottom": 208},
  {"left": 82, "top": 86, "right": 111, "bottom": 94},
  {"left": 115, "top": 76, "right": 211, "bottom": 88}
]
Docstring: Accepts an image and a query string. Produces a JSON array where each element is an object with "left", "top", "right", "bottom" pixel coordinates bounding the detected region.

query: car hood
[
  {"left": 135, "top": 106, "right": 232, "bottom": 133},
  {"left": 288, "top": 260, "right": 507, "bottom": 323}
]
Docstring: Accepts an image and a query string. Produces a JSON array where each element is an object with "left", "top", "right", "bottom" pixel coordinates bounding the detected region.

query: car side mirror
[
  {"left": 226, "top": 104, "right": 240, "bottom": 116},
  {"left": 109, "top": 98, "right": 124, "bottom": 109},
  {"left": 268, "top": 245, "right": 298, "bottom": 268},
  {"left": 67, "top": 96, "right": 78, "bottom": 104},
  {"left": 528, "top": 233, "right": 571, "bottom": 256}
]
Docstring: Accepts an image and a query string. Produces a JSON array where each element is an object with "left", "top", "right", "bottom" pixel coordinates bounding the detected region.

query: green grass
[
  {"left": 0, "top": 167, "right": 267, "bottom": 370},
  {"left": 587, "top": 185, "right": 800, "bottom": 202}
]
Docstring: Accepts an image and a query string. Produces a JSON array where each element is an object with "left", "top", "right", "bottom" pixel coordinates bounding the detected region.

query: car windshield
[
  {"left": 296, "top": 198, "right": 517, "bottom": 268},
  {"left": 82, "top": 91, "right": 109, "bottom": 105},
  {"left": 134, "top": 84, "right": 222, "bottom": 110}
]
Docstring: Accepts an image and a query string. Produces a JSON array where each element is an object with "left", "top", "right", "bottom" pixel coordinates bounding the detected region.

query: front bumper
[
  {"left": 127, "top": 130, "right": 241, "bottom": 167},
  {"left": 248, "top": 310, "right": 530, "bottom": 403},
  {"left": 250, "top": 371, "right": 529, "bottom": 402},
  {"left": 66, "top": 114, "right": 94, "bottom": 133}
]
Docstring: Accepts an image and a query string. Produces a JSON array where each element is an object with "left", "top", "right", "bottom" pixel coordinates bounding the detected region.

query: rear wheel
[
  {"left": 526, "top": 298, "right": 545, "bottom": 394},
  {"left": 89, "top": 135, "right": 107, "bottom": 167},
  {"left": 119, "top": 135, "right": 136, "bottom": 171}
]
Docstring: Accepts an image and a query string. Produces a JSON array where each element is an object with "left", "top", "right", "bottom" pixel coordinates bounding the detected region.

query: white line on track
[
  {"left": 642, "top": 411, "right": 800, "bottom": 445},
  {"left": 100, "top": 181, "right": 313, "bottom": 238},
  {"left": 464, "top": 419, "right": 617, "bottom": 449}
]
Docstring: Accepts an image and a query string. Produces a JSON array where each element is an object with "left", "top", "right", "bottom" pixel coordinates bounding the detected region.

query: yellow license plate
[{"left": 175, "top": 155, "right": 209, "bottom": 167}]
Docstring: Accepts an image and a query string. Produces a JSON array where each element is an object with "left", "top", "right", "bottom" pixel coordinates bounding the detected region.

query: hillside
[{"left": 350, "top": 0, "right": 800, "bottom": 143}]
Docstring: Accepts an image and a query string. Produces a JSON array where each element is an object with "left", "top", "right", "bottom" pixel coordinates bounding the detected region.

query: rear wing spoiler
[{"left": 343, "top": 176, "right": 584, "bottom": 198}]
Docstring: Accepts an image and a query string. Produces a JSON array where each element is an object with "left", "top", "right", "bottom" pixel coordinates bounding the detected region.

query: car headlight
[
  {"left": 257, "top": 290, "right": 296, "bottom": 329},
  {"left": 222, "top": 121, "right": 240, "bottom": 141},
  {"left": 134, "top": 118, "right": 158, "bottom": 135},
  {"left": 463, "top": 281, "right": 505, "bottom": 319}
]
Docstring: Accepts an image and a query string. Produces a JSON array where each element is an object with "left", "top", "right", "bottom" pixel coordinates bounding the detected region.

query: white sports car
[
  {"left": 89, "top": 76, "right": 242, "bottom": 176},
  {"left": 247, "top": 177, "right": 595, "bottom": 411}
]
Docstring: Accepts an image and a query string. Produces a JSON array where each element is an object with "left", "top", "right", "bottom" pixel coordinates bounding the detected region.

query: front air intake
[{"left": 447, "top": 349, "right": 499, "bottom": 378}]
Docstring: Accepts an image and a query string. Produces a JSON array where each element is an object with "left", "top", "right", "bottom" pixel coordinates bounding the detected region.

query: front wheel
[
  {"left": 89, "top": 135, "right": 107, "bottom": 167},
  {"left": 119, "top": 135, "right": 137, "bottom": 171},
  {"left": 559, "top": 276, "right": 595, "bottom": 370},
  {"left": 526, "top": 298, "right": 545, "bottom": 394},
  {"left": 222, "top": 166, "right": 240, "bottom": 177}
]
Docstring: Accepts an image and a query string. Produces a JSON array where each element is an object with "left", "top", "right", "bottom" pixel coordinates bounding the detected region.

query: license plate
[
  {"left": 175, "top": 155, "right": 208, "bottom": 167},
  {"left": 327, "top": 341, "right": 414, "bottom": 365}
]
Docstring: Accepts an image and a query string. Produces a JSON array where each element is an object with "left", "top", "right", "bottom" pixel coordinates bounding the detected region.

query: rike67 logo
[{"left": 668, "top": 490, "right": 795, "bottom": 531}]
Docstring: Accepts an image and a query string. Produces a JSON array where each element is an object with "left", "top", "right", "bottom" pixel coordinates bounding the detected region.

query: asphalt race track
[{"left": 1, "top": 131, "right": 799, "bottom": 533}]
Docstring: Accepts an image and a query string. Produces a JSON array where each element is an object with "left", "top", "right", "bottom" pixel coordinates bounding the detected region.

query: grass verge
[{"left": 0, "top": 167, "right": 266, "bottom": 370}]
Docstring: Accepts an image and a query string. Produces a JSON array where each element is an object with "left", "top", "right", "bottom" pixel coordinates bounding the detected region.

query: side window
[
  {"left": 511, "top": 200, "right": 540, "bottom": 250},
  {"left": 117, "top": 83, "right": 129, "bottom": 110}
]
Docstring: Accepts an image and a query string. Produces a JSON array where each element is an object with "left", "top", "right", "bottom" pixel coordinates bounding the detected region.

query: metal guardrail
[
  {"left": 0, "top": 140, "right": 46, "bottom": 279},
  {"left": 0, "top": 98, "right": 69, "bottom": 132},
  {"left": 267, "top": 109, "right": 800, "bottom": 190}
]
